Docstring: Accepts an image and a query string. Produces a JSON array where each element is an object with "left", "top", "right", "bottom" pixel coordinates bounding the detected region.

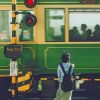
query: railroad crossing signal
[
  {"left": 24, "top": 14, "right": 37, "bottom": 27},
  {"left": 24, "top": 0, "right": 37, "bottom": 8},
  {"left": 24, "top": 0, "right": 37, "bottom": 26}
]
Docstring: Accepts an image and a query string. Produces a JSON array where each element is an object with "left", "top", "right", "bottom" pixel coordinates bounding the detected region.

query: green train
[{"left": 0, "top": 0, "right": 100, "bottom": 98}]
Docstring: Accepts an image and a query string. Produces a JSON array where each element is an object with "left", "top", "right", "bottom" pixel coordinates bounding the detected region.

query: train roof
[{"left": 0, "top": 0, "right": 100, "bottom": 5}]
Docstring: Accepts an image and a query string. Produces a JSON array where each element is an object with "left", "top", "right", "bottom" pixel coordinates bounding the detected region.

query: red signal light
[
  {"left": 27, "top": 18, "right": 33, "bottom": 24},
  {"left": 24, "top": 14, "right": 37, "bottom": 27},
  {"left": 26, "top": 0, "right": 34, "bottom": 5},
  {"left": 24, "top": 0, "right": 37, "bottom": 8}
]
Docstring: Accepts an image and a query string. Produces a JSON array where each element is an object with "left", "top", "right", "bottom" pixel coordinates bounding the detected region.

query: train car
[{"left": 0, "top": 0, "right": 100, "bottom": 99}]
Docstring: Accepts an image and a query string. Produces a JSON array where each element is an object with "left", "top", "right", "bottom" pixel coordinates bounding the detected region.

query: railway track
[{"left": 1, "top": 89, "right": 99, "bottom": 100}]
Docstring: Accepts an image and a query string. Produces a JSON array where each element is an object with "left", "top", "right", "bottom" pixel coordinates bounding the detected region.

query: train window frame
[
  {"left": 34, "top": 5, "right": 68, "bottom": 44},
  {"left": 45, "top": 8, "right": 66, "bottom": 42},
  {"left": 68, "top": 8, "right": 100, "bottom": 43},
  {"left": 66, "top": 5, "right": 100, "bottom": 44},
  {"left": 17, "top": 10, "right": 34, "bottom": 42},
  {"left": 16, "top": 6, "right": 37, "bottom": 44},
  {"left": 0, "top": 6, "right": 12, "bottom": 44},
  {"left": 40, "top": 5, "right": 100, "bottom": 44}
]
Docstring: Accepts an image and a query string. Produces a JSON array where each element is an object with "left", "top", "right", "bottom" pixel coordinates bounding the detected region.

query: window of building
[{"left": 45, "top": 9, "right": 65, "bottom": 42}]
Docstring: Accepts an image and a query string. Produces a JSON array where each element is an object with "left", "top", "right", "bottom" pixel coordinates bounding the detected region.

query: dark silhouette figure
[
  {"left": 69, "top": 26, "right": 81, "bottom": 41},
  {"left": 93, "top": 24, "right": 100, "bottom": 41},
  {"left": 80, "top": 24, "right": 88, "bottom": 41},
  {"left": 85, "top": 29, "right": 94, "bottom": 41},
  {"left": 69, "top": 29, "right": 74, "bottom": 41},
  {"left": 60, "top": 25, "right": 65, "bottom": 41}
]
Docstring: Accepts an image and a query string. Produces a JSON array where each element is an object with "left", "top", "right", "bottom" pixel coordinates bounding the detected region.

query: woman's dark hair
[{"left": 61, "top": 53, "right": 70, "bottom": 63}]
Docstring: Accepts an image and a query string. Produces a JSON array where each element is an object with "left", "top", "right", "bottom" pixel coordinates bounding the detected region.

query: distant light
[
  {"left": 24, "top": 0, "right": 37, "bottom": 8},
  {"left": 80, "top": 0, "right": 96, "bottom": 3}
]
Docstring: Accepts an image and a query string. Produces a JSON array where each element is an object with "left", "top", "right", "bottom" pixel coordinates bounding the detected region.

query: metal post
[
  {"left": 11, "top": 0, "right": 17, "bottom": 99},
  {"left": 12, "top": 0, "right": 17, "bottom": 44}
]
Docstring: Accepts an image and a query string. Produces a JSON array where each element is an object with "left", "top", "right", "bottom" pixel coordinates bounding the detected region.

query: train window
[
  {"left": 69, "top": 8, "right": 100, "bottom": 42},
  {"left": 17, "top": 11, "right": 34, "bottom": 41},
  {"left": 45, "top": 9, "right": 65, "bottom": 42},
  {"left": 0, "top": 10, "right": 11, "bottom": 42}
]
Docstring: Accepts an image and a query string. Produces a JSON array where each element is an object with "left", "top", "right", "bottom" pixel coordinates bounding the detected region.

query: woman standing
[{"left": 54, "top": 52, "right": 74, "bottom": 100}]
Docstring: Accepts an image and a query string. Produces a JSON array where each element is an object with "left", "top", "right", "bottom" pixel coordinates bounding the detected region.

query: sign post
[{"left": 4, "top": 44, "right": 22, "bottom": 99}]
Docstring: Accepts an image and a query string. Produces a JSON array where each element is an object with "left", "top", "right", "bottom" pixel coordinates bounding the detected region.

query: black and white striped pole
[{"left": 11, "top": 0, "right": 18, "bottom": 99}]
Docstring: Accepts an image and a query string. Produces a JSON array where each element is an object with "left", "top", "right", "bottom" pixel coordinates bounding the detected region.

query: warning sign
[{"left": 10, "top": 61, "right": 18, "bottom": 76}]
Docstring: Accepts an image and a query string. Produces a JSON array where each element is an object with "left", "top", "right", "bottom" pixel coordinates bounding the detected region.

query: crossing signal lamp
[
  {"left": 24, "top": 0, "right": 37, "bottom": 8},
  {"left": 24, "top": 14, "right": 37, "bottom": 27}
]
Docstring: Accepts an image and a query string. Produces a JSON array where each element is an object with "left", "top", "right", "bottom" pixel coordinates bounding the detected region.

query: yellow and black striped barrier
[
  {"left": 40, "top": 77, "right": 58, "bottom": 81},
  {"left": 18, "top": 71, "right": 32, "bottom": 92},
  {"left": 10, "top": 75, "right": 100, "bottom": 94},
  {"left": 39, "top": 77, "right": 100, "bottom": 81},
  {"left": 10, "top": 71, "right": 33, "bottom": 93}
]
